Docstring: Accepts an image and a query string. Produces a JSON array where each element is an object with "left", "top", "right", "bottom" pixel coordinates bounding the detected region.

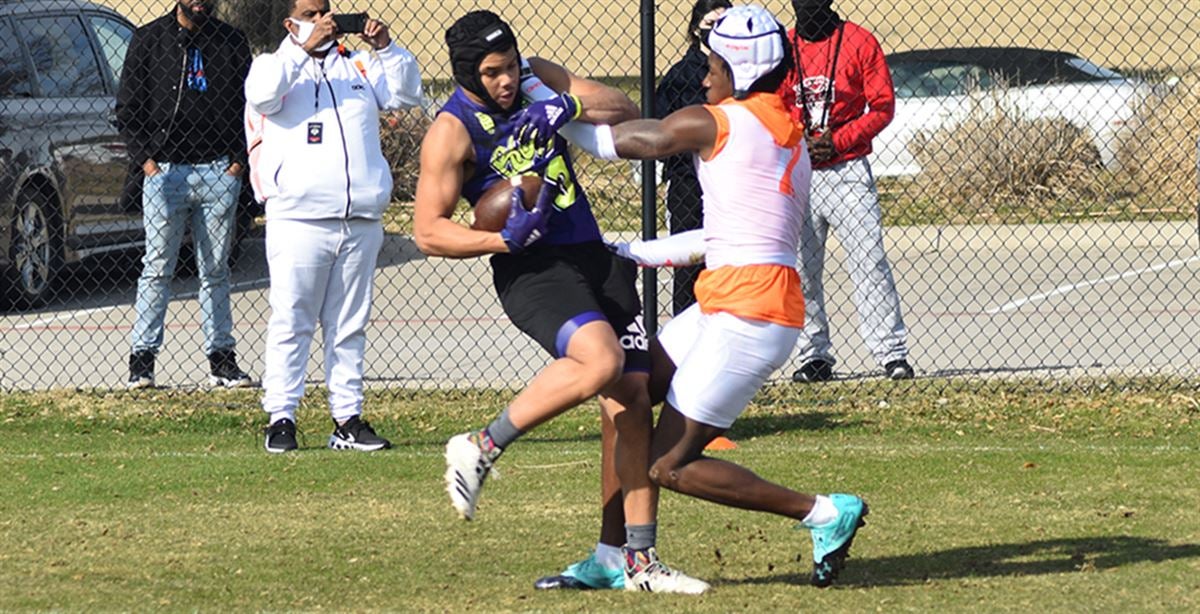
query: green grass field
[{"left": 2, "top": 381, "right": 1198, "bottom": 611}]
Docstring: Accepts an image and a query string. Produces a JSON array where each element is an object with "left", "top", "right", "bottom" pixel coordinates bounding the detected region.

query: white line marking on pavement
[
  {"left": 11, "top": 277, "right": 271, "bottom": 330},
  {"left": 987, "top": 255, "right": 1200, "bottom": 314},
  {"left": 11, "top": 305, "right": 122, "bottom": 330}
]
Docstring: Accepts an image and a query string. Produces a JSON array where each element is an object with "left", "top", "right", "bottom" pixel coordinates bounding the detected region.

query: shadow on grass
[
  {"left": 722, "top": 536, "right": 1200, "bottom": 588},
  {"left": 726, "top": 411, "right": 856, "bottom": 438}
]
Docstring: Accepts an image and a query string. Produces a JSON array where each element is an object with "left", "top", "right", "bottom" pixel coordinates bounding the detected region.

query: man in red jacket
[{"left": 779, "top": 0, "right": 914, "bottom": 383}]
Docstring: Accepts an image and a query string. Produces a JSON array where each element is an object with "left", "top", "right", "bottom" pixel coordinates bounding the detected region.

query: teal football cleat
[
  {"left": 533, "top": 551, "right": 624, "bottom": 590},
  {"left": 805, "top": 493, "right": 869, "bottom": 588}
]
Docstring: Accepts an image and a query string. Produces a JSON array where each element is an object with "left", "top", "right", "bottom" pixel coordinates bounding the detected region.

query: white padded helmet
[{"left": 706, "top": 5, "right": 787, "bottom": 99}]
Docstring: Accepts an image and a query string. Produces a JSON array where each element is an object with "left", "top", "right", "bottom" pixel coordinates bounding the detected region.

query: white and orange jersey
[{"left": 693, "top": 93, "right": 811, "bottom": 328}]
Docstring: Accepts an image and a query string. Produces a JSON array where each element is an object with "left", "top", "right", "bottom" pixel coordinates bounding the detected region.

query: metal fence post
[{"left": 640, "top": 0, "right": 658, "bottom": 337}]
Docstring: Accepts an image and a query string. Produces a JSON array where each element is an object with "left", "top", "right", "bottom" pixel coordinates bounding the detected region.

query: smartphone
[{"left": 332, "top": 12, "right": 368, "bottom": 34}]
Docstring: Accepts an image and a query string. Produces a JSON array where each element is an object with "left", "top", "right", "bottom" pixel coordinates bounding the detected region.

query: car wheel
[{"left": 5, "top": 187, "right": 63, "bottom": 309}]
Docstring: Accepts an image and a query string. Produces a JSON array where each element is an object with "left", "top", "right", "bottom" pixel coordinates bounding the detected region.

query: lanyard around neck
[{"left": 794, "top": 23, "right": 844, "bottom": 132}]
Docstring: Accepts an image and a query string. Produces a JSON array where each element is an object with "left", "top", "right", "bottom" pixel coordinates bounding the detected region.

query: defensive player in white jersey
[{"left": 573, "top": 5, "right": 870, "bottom": 587}]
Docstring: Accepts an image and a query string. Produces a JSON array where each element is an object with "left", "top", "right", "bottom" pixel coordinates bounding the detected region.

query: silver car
[{"left": 1, "top": 0, "right": 255, "bottom": 309}]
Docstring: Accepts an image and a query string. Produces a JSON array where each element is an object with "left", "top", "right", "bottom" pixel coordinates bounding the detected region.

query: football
[{"left": 470, "top": 175, "right": 543, "bottom": 232}]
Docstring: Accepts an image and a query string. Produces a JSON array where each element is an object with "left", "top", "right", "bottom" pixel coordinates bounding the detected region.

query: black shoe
[
  {"left": 264, "top": 418, "right": 298, "bottom": 453},
  {"left": 884, "top": 360, "right": 914, "bottom": 381},
  {"left": 328, "top": 415, "right": 391, "bottom": 451},
  {"left": 127, "top": 350, "right": 155, "bottom": 389},
  {"left": 208, "top": 349, "right": 253, "bottom": 388},
  {"left": 792, "top": 359, "right": 834, "bottom": 383}
]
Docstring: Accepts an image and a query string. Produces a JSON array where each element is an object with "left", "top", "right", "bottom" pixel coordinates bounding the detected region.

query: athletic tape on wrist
[{"left": 594, "top": 124, "right": 619, "bottom": 160}]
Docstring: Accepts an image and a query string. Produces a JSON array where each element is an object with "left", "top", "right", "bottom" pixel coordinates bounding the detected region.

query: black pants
[{"left": 667, "top": 173, "right": 703, "bottom": 316}]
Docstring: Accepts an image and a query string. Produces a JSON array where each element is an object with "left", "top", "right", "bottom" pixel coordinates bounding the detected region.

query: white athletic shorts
[{"left": 658, "top": 303, "right": 801, "bottom": 429}]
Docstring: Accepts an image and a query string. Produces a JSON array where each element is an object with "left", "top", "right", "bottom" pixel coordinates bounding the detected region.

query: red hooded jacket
[{"left": 778, "top": 21, "right": 894, "bottom": 168}]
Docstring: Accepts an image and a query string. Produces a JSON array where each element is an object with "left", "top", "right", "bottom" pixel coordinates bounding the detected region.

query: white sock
[
  {"left": 802, "top": 494, "right": 839, "bottom": 527},
  {"left": 269, "top": 410, "right": 294, "bottom": 425},
  {"left": 594, "top": 543, "right": 623, "bottom": 569}
]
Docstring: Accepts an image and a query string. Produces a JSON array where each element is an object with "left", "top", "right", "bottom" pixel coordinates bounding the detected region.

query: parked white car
[{"left": 869, "top": 47, "right": 1152, "bottom": 178}]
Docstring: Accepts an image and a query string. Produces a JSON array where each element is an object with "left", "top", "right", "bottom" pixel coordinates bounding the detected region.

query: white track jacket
[{"left": 244, "top": 37, "right": 422, "bottom": 220}]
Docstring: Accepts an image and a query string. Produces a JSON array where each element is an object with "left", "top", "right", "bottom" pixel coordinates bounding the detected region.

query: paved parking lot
[{"left": 3, "top": 221, "right": 1199, "bottom": 390}]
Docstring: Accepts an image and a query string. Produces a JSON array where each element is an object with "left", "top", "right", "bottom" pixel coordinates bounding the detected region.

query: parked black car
[{"left": 0, "top": 0, "right": 256, "bottom": 308}]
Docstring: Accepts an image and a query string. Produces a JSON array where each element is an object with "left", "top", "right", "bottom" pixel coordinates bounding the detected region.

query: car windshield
[
  {"left": 891, "top": 53, "right": 1127, "bottom": 97},
  {"left": 1063, "top": 57, "right": 1124, "bottom": 80},
  {"left": 890, "top": 61, "right": 994, "bottom": 98}
]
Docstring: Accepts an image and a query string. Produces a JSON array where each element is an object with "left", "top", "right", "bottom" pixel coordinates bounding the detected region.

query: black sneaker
[
  {"left": 264, "top": 418, "right": 298, "bottom": 453},
  {"left": 127, "top": 350, "right": 155, "bottom": 389},
  {"left": 208, "top": 349, "right": 254, "bottom": 388},
  {"left": 329, "top": 415, "right": 391, "bottom": 451},
  {"left": 884, "top": 360, "right": 914, "bottom": 380},
  {"left": 792, "top": 359, "right": 834, "bottom": 383}
]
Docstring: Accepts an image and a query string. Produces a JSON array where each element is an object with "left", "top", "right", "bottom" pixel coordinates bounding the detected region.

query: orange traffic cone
[{"left": 705, "top": 436, "right": 738, "bottom": 451}]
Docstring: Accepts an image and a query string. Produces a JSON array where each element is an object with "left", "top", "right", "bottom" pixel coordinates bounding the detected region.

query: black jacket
[
  {"left": 654, "top": 46, "right": 710, "bottom": 181},
  {"left": 115, "top": 11, "right": 250, "bottom": 167}
]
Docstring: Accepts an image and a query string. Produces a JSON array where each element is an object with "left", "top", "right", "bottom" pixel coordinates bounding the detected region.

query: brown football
[{"left": 470, "top": 175, "right": 543, "bottom": 232}]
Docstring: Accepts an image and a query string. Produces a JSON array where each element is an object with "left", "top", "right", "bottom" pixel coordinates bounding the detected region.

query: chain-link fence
[{"left": 2, "top": 0, "right": 1198, "bottom": 392}]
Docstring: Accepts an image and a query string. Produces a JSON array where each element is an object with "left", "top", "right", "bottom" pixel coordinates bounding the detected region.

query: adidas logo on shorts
[{"left": 619, "top": 316, "right": 648, "bottom": 351}]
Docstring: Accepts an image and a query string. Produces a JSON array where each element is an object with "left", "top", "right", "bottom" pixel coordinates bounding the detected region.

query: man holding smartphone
[{"left": 244, "top": 0, "right": 422, "bottom": 453}]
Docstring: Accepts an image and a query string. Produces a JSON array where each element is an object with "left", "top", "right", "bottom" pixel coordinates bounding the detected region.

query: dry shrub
[
  {"left": 379, "top": 108, "right": 431, "bottom": 202},
  {"left": 1116, "top": 72, "right": 1200, "bottom": 206},
  {"left": 910, "top": 89, "right": 1102, "bottom": 215}
]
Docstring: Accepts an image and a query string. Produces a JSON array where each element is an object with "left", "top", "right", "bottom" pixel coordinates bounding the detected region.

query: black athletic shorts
[{"left": 491, "top": 241, "right": 649, "bottom": 372}]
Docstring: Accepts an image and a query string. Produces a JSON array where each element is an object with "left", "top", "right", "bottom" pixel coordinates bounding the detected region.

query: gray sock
[
  {"left": 484, "top": 407, "right": 524, "bottom": 450},
  {"left": 625, "top": 523, "right": 657, "bottom": 551}
]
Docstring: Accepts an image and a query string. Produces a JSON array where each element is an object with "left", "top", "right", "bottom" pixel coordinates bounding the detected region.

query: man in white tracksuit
[{"left": 244, "top": 0, "right": 422, "bottom": 453}]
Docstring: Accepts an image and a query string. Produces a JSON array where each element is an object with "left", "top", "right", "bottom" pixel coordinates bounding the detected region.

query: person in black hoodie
[
  {"left": 653, "top": 0, "right": 731, "bottom": 315},
  {"left": 116, "top": 0, "right": 252, "bottom": 390}
]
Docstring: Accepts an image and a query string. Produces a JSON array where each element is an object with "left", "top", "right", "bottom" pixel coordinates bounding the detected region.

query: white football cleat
[
  {"left": 623, "top": 546, "right": 710, "bottom": 595},
  {"left": 444, "top": 432, "right": 495, "bottom": 520}
]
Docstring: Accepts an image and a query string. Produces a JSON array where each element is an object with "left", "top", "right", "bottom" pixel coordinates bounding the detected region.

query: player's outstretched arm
[
  {"left": 610, "top": 229, "right": 706, "bottom": 268},
  {"left": 610, "top": 106, "right": 718, "bottom": 160},
  {"left": 528, "top": 57, "right": 638, "bottom": 125},
  {"left": 413, "top": 114, "right": 509, "bottom": 258}
]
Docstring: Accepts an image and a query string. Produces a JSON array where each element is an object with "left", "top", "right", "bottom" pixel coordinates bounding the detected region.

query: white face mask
[{"left": 288, "top": 17, "right": 334, "bottom": 52}]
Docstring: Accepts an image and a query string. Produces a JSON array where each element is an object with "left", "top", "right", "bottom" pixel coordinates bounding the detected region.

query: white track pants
[
  {"left": 797, "top": 157, "right": 908, "bottom": 366},
  {"left": 261, "top": 218, "right": 383, "bottom": 421}
]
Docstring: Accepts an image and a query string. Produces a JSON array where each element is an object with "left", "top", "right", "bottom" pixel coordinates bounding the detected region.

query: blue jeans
[{"left": 130, "top": 158, "right": 240, "bottom": 355}]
